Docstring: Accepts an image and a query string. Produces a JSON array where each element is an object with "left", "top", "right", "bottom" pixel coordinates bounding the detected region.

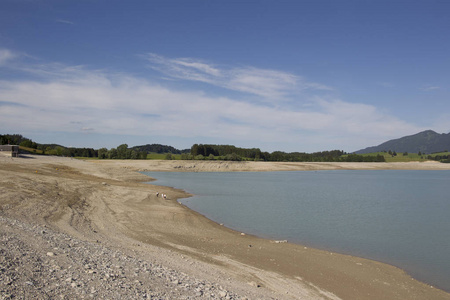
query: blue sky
[{"left": 1, "top": 0, "right": 449, "bottom": 152}]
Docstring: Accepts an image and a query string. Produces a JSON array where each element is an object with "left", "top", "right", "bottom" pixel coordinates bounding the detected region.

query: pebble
[{"left": 0, "top": 215, "right": 245, "bottom": 300}]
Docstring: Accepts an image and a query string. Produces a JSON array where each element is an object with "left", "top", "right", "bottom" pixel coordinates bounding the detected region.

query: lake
[{"left": 143, "top": 170, "right": 450, "bottom": 291}]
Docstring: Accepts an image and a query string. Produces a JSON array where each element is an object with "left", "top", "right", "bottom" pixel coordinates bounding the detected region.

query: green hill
[{"left": 130, "top": 144, "right": 190, "bottom": 154}]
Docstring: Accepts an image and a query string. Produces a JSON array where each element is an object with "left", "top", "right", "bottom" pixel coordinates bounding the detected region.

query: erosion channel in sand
[{"left": 1, "top": 155, "right": 449, "bottom": 299}]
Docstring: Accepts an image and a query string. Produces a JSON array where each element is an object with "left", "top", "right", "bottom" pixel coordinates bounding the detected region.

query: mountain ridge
[{"left": 355, "top": 130, "right": 450, "bottom": 154}]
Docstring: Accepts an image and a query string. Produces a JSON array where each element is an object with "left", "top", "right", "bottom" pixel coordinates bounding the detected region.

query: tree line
[
  {"left": 0, "top": 134, "right": 390, "bottom": 162},
  {"left": 190, "top": 144, "right": 263, "bottom": 160},
  {"left": 427, "top": 154, "right": 450, "bottom": 163},
  {"left": 1, "top": 134, "right": 32, "bottom": 146},
  {"left": 97, "top": 144, "right": 147, "bottom": 159},
  {"left": 131, "top": 144, "right": 189, "bottom": 154},
  {"left": 189, "top": 144, "right": 385, "bottom": 162},
  {"left": 1, "top": 134, "right": 97, "bottom": 157}
]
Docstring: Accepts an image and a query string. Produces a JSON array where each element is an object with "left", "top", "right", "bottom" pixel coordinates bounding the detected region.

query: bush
[{"left": 223, "top": 153, "right": 242, "bottom": 161}]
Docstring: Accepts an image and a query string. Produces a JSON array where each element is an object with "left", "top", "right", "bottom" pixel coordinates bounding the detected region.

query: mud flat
[{"left": 1, "top": 155, "right": 449, "bottom": 299}]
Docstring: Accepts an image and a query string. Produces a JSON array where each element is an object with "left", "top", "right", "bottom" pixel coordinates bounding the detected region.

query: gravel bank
[{"left": 0, "top": 215, "right": 249, "bottom": 299}]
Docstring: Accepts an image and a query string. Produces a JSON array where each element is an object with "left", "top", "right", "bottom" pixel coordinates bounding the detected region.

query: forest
[{"left": 189, "top": 143, "right": 385, "bottom": 162}]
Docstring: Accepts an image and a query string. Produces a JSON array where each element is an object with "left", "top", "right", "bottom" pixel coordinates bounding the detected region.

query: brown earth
[{"left": 1, "top": 155, "right": 449, "bottom": 299}]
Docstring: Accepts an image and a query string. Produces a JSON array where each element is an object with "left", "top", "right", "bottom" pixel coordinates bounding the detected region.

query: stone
[{"left": 248, "top": 281, "right": 261, "bottom": 288}]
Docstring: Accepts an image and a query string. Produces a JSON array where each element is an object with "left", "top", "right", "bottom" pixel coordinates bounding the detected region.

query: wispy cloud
[
  {"left": 0, "top": 49, "right": 17, "bottom": 66},
  {"left": 421, "top": 85, "right": 440, "bottom": 91},
  {"left": 0, "top": 50, "right": 423, "bottom": 151},
  {"left": 56, "top": 19, "right": 75, "bottom": 25},
  {"left": 144, "top": 53, "right": 332, "bottom": 100}
]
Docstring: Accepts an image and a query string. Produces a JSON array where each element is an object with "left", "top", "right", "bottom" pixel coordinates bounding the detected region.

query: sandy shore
[
  {"left": 89, "top": 159, "right": 450, "bottom": 173},
  {"left": 1, "top": 155, "right": 449, "bottom": 299}
]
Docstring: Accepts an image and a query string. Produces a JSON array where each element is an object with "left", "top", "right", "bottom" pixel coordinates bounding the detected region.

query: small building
[{"left": 0, "top": 145, "right": 19, "bottom": 157}]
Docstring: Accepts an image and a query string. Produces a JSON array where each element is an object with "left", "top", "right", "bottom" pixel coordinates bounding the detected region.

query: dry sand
[{"left": 1, "top": 155, "right": 450, "bottom": 299}]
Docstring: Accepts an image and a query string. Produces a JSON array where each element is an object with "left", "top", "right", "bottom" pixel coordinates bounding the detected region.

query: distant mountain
[
  {"left": 131, "top": 143, "right": 190, "bottom": 154},
  {"left": 355, "top": 130, "right": 450, "bottom": 154}
]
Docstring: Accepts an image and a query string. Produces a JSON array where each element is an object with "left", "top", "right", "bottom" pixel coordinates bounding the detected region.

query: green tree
[
  {"left": 109, "top": 148, "right": 118, "bottom": 159},
  {"left": 191, "top": 144, "right": 199, "bottom": 156},
  {"left": 129, "top": 150, "right": 137, "bottom": 159},
  {"left": 55, "top": 146, "right": 64, "bottom": 156},
  {"left": 181, "top": 153, "right": 192, "bottom": 160},
  {"left": 98, "top": 148, "right": 108, "bottom": 159},
  {"left": 139, "top": 151, "right": 148, "bottom": 159},
  {"left": 46, "top": 146, "right": 56, "bottom": 155},
  {"left": 19, "top": 140, "right": 33, "bottom": 148},
  {"left": 117, "top": 144, "right": 128, "bottom": 159}
]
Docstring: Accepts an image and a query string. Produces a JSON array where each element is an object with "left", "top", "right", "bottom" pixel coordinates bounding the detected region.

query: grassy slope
[
  {"left": 18, "top": 146, "right": 43, "bottom": 154},
  {"left": 360, "top": 151, "right": 450, "bottom": 162}
]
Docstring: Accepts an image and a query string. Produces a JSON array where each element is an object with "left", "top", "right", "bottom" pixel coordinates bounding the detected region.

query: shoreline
[
  {"left": 143, "top": 168, "right": 450, "bottom": 294},
  {"left": 91, "top": 159, "right": 450, "bottom": 173},
  {"left": 115, "top": 161, "right": 450, "bottom": 298},
  {"left": 2, "top": 156, "right": 450, "bottom": 299}
]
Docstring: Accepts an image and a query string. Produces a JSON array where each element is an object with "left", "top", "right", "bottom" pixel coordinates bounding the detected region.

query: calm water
[{"left": 143, "top": 170, "right": 450, "bottom": 291}]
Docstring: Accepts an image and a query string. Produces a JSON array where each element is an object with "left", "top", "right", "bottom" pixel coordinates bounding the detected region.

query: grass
[
  {"left": 146, "top": 153, "right": 182, "bottom": 160},
  {"left": 18, "top": 146, "right": 43, "bottom": 154},
  {"left": 358, "top": 151, "right": 450, "bottom": 162}
]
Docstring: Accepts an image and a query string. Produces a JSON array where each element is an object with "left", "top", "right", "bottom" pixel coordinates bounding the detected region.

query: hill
[
  {"left": 131, "top": 144, "right": 190, "bottom": 154},
  {"left": 355, "top": 130, "right": 450, "bottom": 154}
]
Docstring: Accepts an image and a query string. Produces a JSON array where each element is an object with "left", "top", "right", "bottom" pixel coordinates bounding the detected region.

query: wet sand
[{"left": 1, "top": 155, "right": 449, "bottom": 299}]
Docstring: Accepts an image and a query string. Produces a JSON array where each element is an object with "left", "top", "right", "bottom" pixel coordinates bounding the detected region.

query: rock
[
  {"left": 0, "top": 194, "right": 250, "bottom": 300},
  {"left": 219, "top": 290, "right": 227, "bottom": 297},
  {"left": 274, "top": 240, "right": 288, "bottom": 244},
  {"left": 248, "top": 281, "right": 261, "bottom": 288}
]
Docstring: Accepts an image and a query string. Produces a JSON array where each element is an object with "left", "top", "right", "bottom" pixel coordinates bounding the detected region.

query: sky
[{"left": 1, "top": 0, "right": 449, "bottom": 153}]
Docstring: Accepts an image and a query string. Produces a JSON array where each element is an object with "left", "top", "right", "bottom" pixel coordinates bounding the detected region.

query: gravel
[{"left": 0, "top": 215, "right": 254, "bottom": 300}]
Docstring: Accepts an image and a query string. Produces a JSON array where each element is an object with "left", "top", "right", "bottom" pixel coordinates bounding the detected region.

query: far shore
[
  {"left": 2, "top": 155, "right": 450, "bottom": 299},
  {"left": 89, "top": 158, "right": 450, "bottom": 172}
]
